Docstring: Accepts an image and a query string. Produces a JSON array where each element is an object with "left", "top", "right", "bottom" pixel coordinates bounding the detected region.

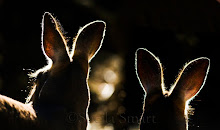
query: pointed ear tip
[
  {"left": 42, "top": 12, "right": 51, "bottom": 22},
  {"left": 97, "top": 20, "right": 106, "bottom": 26},
  {"left": 135, "top": 48, "right": 144, "bottom": 61},
  {"left": 44, "top": 12, "right": 51, "bottom": 15},
  {"left": 86, "top": 20, "right": 106, "bottom": 30},
  {"left": 203, "top": 57, "right": 210, "bottom": 62},
  {"left": 43, "top": 12, "right": 52, "bottom": 18},
  {"left": 94, "top": 20, "right": 106, "bottom": 26},
  {"left": 136, "top": 48, "right": 156, "bottom": 59},
  {"left": 195, "top": 57, "right": 210, "bottom": 66},
  {"left": 136, "top": 48, "right": 147, "bottom": 55},
  {"left": 136, "top": 48, "right": 156, "bottom": 66},
  {"left": 188, "top": 57, "right": 210, "bottom": 72},
  {"left": 96, "top": 21, "right": 106, "bottom": 31}
]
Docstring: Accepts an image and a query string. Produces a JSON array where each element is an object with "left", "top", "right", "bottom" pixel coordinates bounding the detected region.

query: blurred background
[{"left": 0, "top": 0, "right": 219, "bottom": 129}]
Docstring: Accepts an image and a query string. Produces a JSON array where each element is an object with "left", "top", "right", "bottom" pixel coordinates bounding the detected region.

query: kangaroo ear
[
  {"left": 136, "top": 48, "right": 163, "bottom": 95},
  {"left": 171, "top": 58, "right": 210, "bottom": 101},
  {"left": 42, "top": 12, "right": 69, "bottom": 64},
  {"left": 73, "top": 21, "right": 106, "bottom": 62}
]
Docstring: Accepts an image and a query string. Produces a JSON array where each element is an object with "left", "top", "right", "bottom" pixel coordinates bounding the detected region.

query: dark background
[{"left": 0, "top": 0, "right": 219, "bottom": 129}]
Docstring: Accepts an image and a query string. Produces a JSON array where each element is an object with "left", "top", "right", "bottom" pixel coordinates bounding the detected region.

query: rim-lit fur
[
  {"left": 136, "top": 48, "right": 210, "bottom": 130},
  {"left": 0, "top": 12, "right": 106, "bottom": 130}
]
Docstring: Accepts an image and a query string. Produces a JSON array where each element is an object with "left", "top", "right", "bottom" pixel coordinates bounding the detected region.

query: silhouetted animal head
[
  {"left": 136, "top": 48, "right": 210, "bottom": 130},
  {"left": 28, "top": 12, "right": 105, "bottom": 130}
]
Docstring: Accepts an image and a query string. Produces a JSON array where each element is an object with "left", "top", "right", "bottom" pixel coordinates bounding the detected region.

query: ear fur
[
  {"left": 41, "top": 12, "right": 69, "bottom": 64},
  {"left": 135, "top": 48, "right": 164, "bottom": 96},
  {"left": 73, "top": 21, "right": 106, "bottom": 62},
  {"left": 170, "top": 57, "right": 210, "bottom": 101}
]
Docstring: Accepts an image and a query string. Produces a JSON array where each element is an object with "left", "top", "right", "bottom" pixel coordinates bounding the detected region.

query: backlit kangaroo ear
[
  {"left": 171, "top": 58, "right": 210, "bottom": 101},
  {"left": 136, "top": 48, "right": 164, "bottom": 95},
  {"left": 42, "top": 12, "right": 69, "bottom": 64},
  {"left": 74, "top": 21, "right": 106, "bottom": 62}
]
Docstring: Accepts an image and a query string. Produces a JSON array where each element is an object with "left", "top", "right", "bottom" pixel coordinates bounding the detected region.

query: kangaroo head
[
  {"left": 29, "top": 12, "right": 105, "bottom": 129},
  {"left": 136, "top": 48, "right": 210, "bottom": 130}
]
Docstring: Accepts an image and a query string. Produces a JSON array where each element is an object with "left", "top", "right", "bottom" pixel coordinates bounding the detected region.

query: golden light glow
[
  {"left": 89, "top": 54, "right": 124, "bottom": 101},
  {"left": 87, "top": 122, "right": 114, "bottom": 130},
  {"left": 88, "top": 53, "right": 125, "bottom": 129},
  {"left": 99, "top": 83, "right": 115, "bottom": 101},
  {"left": 104, "top": 69, "right": 117, "bottom": 83}
]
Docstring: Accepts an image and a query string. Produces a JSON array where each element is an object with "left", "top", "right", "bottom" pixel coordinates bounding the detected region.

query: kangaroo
[
  {"left": 135, "top": 48, "right": 210, "bottom": 130},
  {"left": 0, "top": 12, "right": 106, "bottom": 130}
]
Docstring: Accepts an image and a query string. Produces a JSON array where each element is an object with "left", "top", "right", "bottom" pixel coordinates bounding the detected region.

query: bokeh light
[{"left": 88, "top": 53, "right": 125, "bottom": 129}]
